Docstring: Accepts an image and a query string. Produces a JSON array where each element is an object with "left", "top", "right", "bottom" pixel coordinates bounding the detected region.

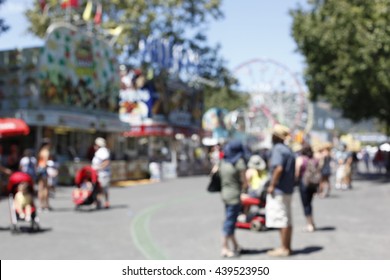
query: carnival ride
[{"left": 232, "top": 58, "right": 313, "bottom": 139}]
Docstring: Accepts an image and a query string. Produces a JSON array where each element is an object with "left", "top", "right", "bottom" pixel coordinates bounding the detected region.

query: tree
[
  {"left": 25, "top": 0, "right": 222, "bottom": 58},
  {"left": 290, "top": 0, "right": 390, "bottom": 131},
  {"left": 193, "top": 43, "right": 248, "bottom": 111},
  {"left": 0, "top": 0, "right": 9, "bottom": 35},
  {"left": 25, "top": 0, "right": 246, "bottom": 111}
]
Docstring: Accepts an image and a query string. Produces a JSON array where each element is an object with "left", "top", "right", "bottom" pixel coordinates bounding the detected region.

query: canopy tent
[{"left": 0, "top": 118, "right": 30, "bottom": 138}]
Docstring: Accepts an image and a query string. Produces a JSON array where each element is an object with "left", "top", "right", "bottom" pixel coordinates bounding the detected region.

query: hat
[
  {"left": 223, "top": 139, "right": 249, "bottom": 165},
  {"left": 248, "top": 155, "right": 266, "bottom": 170},
  {"left": 95, "top": 137, "right": 106, "bottom": 147},
  {"left": 272, "top": 124, "right": 290, "bottom": 140}
]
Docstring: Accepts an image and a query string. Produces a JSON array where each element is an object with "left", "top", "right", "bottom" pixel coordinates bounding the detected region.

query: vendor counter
[{"left": 57, "top": 159, "right": 182, "bottom": 185}]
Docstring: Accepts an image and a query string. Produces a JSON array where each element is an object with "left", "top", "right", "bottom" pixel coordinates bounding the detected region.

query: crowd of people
[
  {"left": 209, "top": 124, "right": 369, "bottom": 258},
  {"left": 1, "top": 125, "right": 387, "bottom": 256},
  {"left": 0, "top": 137, "right": 112, "bottom": 219}
]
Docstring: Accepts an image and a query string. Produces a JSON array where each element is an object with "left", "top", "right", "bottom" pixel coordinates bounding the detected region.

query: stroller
[
  {"left": 72, "top": 166, "right": 101, "bottom": 210},
  {"left": 7, "top": 172, "right": 40, "bottom": 233},
  {"left": 235, "top": 193, "right": 267, "bottom": 231}
]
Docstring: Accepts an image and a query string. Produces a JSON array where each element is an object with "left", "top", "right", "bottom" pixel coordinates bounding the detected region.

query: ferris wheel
[{"left": 233, "top": 58, "right": 313, "bottom": 137}]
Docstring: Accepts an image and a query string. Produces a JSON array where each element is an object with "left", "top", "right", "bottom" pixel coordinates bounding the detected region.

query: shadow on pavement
[
  {"left": 240, "top": 246, "right": 324, "bottom": 256},
  {"left": 315, "top": 226, "right": 336, "bottom": 231},
  {"left": 321, "top": 194, "right": 341, "bottom": 199},
  {"left": 49, "top": 207, "right": 77, "bottom": 213},
  {"left": 353, "top": 172, "right": 390, "bottom": 183},
  {"left": 291, "top": 246, "right": 323, "bottom": 256},
  {"left": 11, "top": 226, "right": 53, "bottom": 235},
  {"left": 75, "top": 204, "right": 129, "bottom": 213},
  {"left": 108, "top": 204, "right": 129, "bottom": 210},
  {"left": 240, "top": 248, "right": 272, "bottom": 255}
]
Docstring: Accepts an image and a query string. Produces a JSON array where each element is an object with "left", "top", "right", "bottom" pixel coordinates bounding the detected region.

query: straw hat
[
  {"left": 248, "top": 155, "right": 266, "bottom": 170},
  {"left": 272, "top": 124, "right": 290, "bottom": 140}
]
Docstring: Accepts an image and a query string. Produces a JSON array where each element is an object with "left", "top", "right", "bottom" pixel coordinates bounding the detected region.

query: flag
[
  {"left": 94, "top": 3, "right": 102, "bottom": 25},
  {"left": 61, "top": 0, "right": 78, "bottom": 9},
  {"left": 39, "top": 0, "right": 46, "bottom": 12},
  {"left": 82, "top": 0, "right": 93, "bottom": 21}
]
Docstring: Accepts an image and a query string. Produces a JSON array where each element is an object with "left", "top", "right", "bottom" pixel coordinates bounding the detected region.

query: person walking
[
  {"left": 0, "top": 145, "right": 12, "bottom": 195},
  {"left": 36, "top": 138, "right": 51, "bottom": 211},
  {"left": 92, "top": 137, "right": 111, "bottom": 209},
  {"left": 318, "top": 142, "right": 333, "bottom": 197},
  {"left": 266, "top": 124, "right": 295, "bottom": 257},
  {"left": 295, "top": 144, "right": 321, "bottom": 232},
  {"left": 218, "top": 139, "right": 249, "bottom": 258},
  {"left": 47, "top": 155, "right": 59, "bottom": 197},
  {"left": 19, "top": 148, "right": 37, "bottom": 182},
  {"left": 335, "top": 143, "right": 353, "bottom": 190}
]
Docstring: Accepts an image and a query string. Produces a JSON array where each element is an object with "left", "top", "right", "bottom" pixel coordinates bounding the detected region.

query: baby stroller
[
  {"left": 235, "top": 193, "right": 267, "bottom": 231},
  {"left": 7, "top": 172, "right": 40, "bottom": 233},
  {"left": 72, "top": 166, "right": 101, "bottom": 210}
]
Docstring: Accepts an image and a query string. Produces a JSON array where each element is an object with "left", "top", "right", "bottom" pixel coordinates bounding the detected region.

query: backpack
[
  {"left": 302, "top": 158, "right": 322, "bottom": 188},
  {"left": 26, "top": 157, "right": 37, "bottom": 181}
]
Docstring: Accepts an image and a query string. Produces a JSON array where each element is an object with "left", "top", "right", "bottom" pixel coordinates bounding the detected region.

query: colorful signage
[{"left": 39, "top": 23, "right": 119, "bottom": 112}]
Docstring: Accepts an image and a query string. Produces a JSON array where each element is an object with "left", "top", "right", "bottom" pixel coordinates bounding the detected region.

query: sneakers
[{"left": 267, "top": 248, "right": 291, "bottom": 257}]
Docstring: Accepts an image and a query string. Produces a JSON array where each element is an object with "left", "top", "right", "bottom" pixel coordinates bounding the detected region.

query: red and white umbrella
[{"left": 0, "top": 118, "right": 30, "bottom": 138}]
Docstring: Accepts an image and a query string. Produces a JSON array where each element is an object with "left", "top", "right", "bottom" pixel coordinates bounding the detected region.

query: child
[
  {"left": 238, "top": 155, "right": 268, "bottom": 222},
  {"left": 74, "top": 177, "right": 93, "bottom": 199},
  {"left": 14, "top": 181, "right": 33, "bottom": 222},
  {"left": 245, "top": 155, "right": 268, "bottom": 198}
]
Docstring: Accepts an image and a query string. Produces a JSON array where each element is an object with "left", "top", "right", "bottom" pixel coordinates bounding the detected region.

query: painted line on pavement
[
  {"left": 130, "top": 193, "right": 207, "bottom": 260},
  {"left": 131, "top": 203, "right": 168, "bottom": 260}
]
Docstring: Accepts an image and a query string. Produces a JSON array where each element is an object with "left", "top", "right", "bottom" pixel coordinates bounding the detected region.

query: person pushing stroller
[{"left": 92, "top": 137, "right": 111, "bottom": 209}]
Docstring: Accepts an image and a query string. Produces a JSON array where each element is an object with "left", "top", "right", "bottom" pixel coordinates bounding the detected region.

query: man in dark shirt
[{"left": 266, "top": 124, "right": 296, "bottom": 257}]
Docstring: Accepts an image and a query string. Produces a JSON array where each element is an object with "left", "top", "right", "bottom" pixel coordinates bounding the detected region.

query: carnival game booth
[{"left": 118, "top": 65, "right": 207, "bottom": 180}]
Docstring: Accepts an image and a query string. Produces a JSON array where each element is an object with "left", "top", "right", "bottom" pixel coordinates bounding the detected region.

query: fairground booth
[{"left": 0, "top": 22, "right": 207, "bottom": 183}]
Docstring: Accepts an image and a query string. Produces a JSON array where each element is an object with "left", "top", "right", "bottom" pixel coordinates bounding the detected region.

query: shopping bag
[{"left": 207, "top": 171, "right": 221, "bottom": 192}]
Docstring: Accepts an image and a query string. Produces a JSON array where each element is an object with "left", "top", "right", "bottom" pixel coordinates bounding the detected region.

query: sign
[{"left": 39, "top": 23, "right": 120, "bottom": 113}]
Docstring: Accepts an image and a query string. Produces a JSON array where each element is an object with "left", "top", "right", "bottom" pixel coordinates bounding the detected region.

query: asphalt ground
[{"left": 0, "top": 167, "right": 389, "bottom": 260}]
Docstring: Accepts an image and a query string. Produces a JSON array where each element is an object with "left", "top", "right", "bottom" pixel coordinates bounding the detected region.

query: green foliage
[
  {"left": 290, "top": 0, "right": 390, "bottom": 129},
  {"left": 203, "top": 85, "right": 248, "bottom": 112},
  {"left": 0, "top": 0, "right": 9, "bottom": 35},
  {"left": 25, "top": 0, "right": 223, "bottom": 56}
]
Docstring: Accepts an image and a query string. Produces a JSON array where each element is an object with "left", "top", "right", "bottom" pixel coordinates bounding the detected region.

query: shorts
[
  {"left": 98, "top": 173, "right": 111, "bottom": 189},
  {"left": 265, "top": 193, "right": 292, "bottom": 228},
  {"left": 36, "top": 167, "right": 48, "bottom": 180}
]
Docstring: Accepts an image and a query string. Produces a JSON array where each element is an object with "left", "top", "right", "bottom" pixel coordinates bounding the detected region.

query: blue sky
[
  {"left": 207, "top": 0, "right": 307, "bottom": 75},
  {"left": 0, "top": 0, "right": 307, "bottom": 76}
]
